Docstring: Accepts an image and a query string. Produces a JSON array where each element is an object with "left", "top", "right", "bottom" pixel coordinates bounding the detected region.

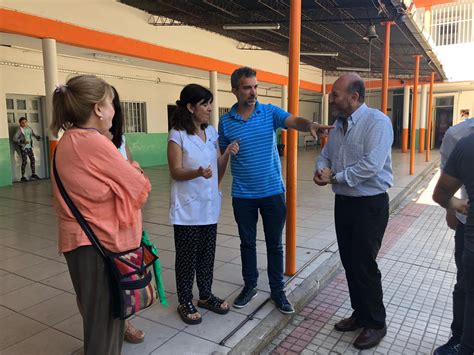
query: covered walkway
[{"left": 0, "top": 148, "right": 438, "bottom": 354}]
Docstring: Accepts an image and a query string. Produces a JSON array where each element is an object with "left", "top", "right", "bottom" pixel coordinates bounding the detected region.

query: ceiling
[{"left": 119, "top": 0, "right": 447, "bottom": 80}]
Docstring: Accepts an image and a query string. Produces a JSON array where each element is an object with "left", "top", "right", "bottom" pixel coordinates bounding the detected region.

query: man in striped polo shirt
[{"left": 218, "top": 67, "right": 331, "bottom": 314}]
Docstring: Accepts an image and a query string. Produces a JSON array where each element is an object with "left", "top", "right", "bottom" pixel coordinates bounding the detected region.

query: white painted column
[
  {"left": 209, "top": 71, "right": 219, "bottom": 129},
  {"left": 403, "top": 86, "right": 411, "bottom": 127},
  {"left": 321, "top": 71, "right": 326, "bottom": 124},
  {"left": 419, "top": 84, "right": 428, "bottom": 153},
  {"left": 281, "top": 84, "right": 288, "bottom": 111},
  {"left": 323, "top": 94, "right": 329, "bottom": 125},
  {"left": 42, "top": 38, "right": 59, "bottom": 144},
  {"left": 0, "top": 72, "right": 8, "bottom": 139},
  {"left": 402, "top": 85, "right": 410, "bottom": 152},
  {"left": 420, "top": 85, "right": 428, "bottom": 131}
]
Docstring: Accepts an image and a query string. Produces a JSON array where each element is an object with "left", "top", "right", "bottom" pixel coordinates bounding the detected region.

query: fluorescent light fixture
[
  {"left": 336, "top": 66, "right": 371, "bottom": 72},
  {"left": 223, "top": 23, "right": 280, "bottom": 30},
  {"left": 300, "top": 52, "right": 339, "bottom": 57},
  {"left": 93, "top": 53, "right": 130, "bottom": 63}
]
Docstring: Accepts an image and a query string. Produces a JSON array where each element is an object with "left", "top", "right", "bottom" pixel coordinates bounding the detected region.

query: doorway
[
  {"left": 433, "top": 96, "right": 454, "bottom": 148},
  {"left": 6, "top": 95, "right": 48, "bottom": 182}
]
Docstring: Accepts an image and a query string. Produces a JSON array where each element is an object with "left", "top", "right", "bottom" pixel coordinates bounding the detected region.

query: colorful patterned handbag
[
  {"left": 53, "top": 151, "right": 158, "bottom": 319},
  {"left": 106, "top": 244, "right": 157, "bottom": 319}
]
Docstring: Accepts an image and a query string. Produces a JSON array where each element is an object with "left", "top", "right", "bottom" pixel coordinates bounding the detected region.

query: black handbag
[{"left": 53, "top": 149, "right": 158, "bottom": 319}]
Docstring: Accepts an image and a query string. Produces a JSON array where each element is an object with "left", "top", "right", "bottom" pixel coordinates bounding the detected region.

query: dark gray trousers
[{"left": 65, "top": 246, "right": 124, "bottom": 355}]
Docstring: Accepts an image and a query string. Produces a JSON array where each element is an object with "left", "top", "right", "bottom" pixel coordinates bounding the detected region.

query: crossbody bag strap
[{"left": 53, "top": 149, "right": 107, "bottom": 258}]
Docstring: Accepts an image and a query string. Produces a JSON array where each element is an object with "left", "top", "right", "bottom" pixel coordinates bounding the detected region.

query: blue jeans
[{"left": 232, "top": 193, "right": 286, "bottom": 293}]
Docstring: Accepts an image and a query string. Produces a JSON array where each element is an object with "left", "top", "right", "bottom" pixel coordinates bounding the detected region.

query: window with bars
[
  {"left": 431, "top": 2, "right": 474, "bottom": 46},
  {"left": 219, "top": 107, "right": 231, "bottom": 117},
  {"left": 121, "top": 101, "right": 147, "bottom": 133}
]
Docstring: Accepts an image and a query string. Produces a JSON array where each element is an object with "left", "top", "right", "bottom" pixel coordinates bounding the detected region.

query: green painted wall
[
  {"left": 125, "top": 133, "right": 168, "bottom": 167},
  {"left": 0, "top": 138, "right": 13, "bottom": 187}
]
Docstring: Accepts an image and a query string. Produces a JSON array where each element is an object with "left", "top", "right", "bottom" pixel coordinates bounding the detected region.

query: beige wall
[
  {"left": 1, "top": 0, "right": 322, "bottom": 84},
  {"left": 456, "top": 90, "right": 474, "bottom": 123}
]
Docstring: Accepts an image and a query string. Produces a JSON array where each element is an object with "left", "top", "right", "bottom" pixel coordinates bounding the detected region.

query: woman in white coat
[{"left": 168, "top": 84, "right": 239, "bottom": 324}]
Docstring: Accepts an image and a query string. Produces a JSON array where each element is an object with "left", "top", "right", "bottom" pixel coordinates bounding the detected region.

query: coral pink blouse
[{"left": 52, "top": 128, "right": 151, "bottom": 253}]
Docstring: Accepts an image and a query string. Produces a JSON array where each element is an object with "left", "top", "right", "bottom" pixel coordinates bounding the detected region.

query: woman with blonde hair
[{"left": 51, "top": 75, "right": 151, "bottom": 354}]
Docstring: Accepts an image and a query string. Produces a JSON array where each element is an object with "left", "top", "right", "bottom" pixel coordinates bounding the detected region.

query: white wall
[
  {"left": 436, "top": 44, "right": 474, "bottom": 82},
  {"left": 0, "top": 46, "right": 321, "bottom": 139}
]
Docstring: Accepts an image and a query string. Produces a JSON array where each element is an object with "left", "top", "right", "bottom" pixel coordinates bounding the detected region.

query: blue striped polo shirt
[{"left": 218, "top": 101, "right": 290, "bottom": 199}]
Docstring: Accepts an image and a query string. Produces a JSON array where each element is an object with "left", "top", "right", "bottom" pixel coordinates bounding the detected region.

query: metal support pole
[
  {"left": 381, "top": 21, "right": 394, "bottom": 114},
  {"left": 281, "top": 85, "right": 288, "bottom": 157},
  {"left": 285, "top": 0, "right": 301, "bottom": 276},
  {"left": 426, "top": 72, "right": 435, "bottom": 162}
]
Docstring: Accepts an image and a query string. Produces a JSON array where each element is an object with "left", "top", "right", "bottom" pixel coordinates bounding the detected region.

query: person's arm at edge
[
  {"left": 433, "top": 172, "right": 468, "bottom": 215},
  {"left": 284, "top": 115, "right": 333, "bottom": 139},
  {"left": 439, "top": 128, "right": 459, "bottom": 229}
]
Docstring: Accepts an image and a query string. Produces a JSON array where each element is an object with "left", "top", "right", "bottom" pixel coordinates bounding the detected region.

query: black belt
[{"left": 335, "top": 192, "right": 387, "bottom": 201}]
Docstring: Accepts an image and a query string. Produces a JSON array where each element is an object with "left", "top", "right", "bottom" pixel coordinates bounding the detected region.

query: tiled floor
[
  {"left": 265, "top": 169, "right": 457, "bottom": 354},
  {"left": 0, "top": 147, "right": 439, "bottom": 354}
]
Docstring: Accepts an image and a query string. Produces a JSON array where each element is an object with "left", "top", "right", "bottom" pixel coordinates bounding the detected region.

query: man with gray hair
[{"left": 314, "top": 73, "right": 393, "bottom": 350}]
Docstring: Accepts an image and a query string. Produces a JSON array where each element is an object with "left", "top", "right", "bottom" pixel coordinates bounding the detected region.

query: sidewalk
[
  {"left": 0, "top": 148, "right": 439, "bottom": 354},
  {"left": 264, "top": 168, "right": 455, "bottom": 354}
]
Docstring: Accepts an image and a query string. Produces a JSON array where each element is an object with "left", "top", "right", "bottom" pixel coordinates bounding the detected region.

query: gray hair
[
  {"left": 231, "top": 67, "right": 257, "bottom": 89},
  {"left": 346, "top": 77, "right": 365, "bottom": 103}
]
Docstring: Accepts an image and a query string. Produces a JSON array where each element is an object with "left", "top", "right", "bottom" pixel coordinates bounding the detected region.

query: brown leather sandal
[
  {"left": 124, "top": 320, "right": 145, "bottom": 343},
  {"left": 177, "top": 302, "right": 202, "bottom": 325},
  {"left": 198, "top": 294, "right": 230, "bottom": 315}
]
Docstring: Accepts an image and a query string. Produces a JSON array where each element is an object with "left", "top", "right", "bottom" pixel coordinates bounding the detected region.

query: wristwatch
[{"left": 329, "top": 173, "right": 337, "bottom": 184}]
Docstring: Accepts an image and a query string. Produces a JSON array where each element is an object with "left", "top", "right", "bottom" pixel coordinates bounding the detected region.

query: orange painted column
[
  {"left": 320, "top": 136, "right": 328, "bottom": 149},
  {"left": 280, "top": 85, "right": 288, "bottom": 158},
  {"left": 426, "top": 72, "right": 435, "bottom": 162},
  {"left": 281, "top": 129, "right": 287, "bottom": 157},
  {"left": 49, "top": 140, "right": 59, "bottom": 161},
  {"left": 381, "top": 21, "right": 394, "bottom": 115},
  {"left": 410, "top": 55, "right": 421, "bottom": 175},
  {"left": 285, "top": 0, "right": 301, "bottom": 276}
]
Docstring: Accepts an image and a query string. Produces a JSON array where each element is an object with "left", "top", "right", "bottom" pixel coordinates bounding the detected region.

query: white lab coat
[{"left": 168, "top": 126, "right": 221, "bottom": 225}]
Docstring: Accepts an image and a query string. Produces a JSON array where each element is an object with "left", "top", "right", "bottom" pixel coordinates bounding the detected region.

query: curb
[{"left": 228, "top": 158, "right": 440, "bottom": 355}]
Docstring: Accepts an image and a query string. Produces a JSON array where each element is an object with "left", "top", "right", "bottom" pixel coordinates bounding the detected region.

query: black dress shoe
[
  {"left": 334, "top": 317, "right": 363, "bottom": 332},
  {"left": 433, "top": 336, "right": 461, "bottom": 355},
  {"left": 353, "top": 326, "right": 387, "bottom": 350}
]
